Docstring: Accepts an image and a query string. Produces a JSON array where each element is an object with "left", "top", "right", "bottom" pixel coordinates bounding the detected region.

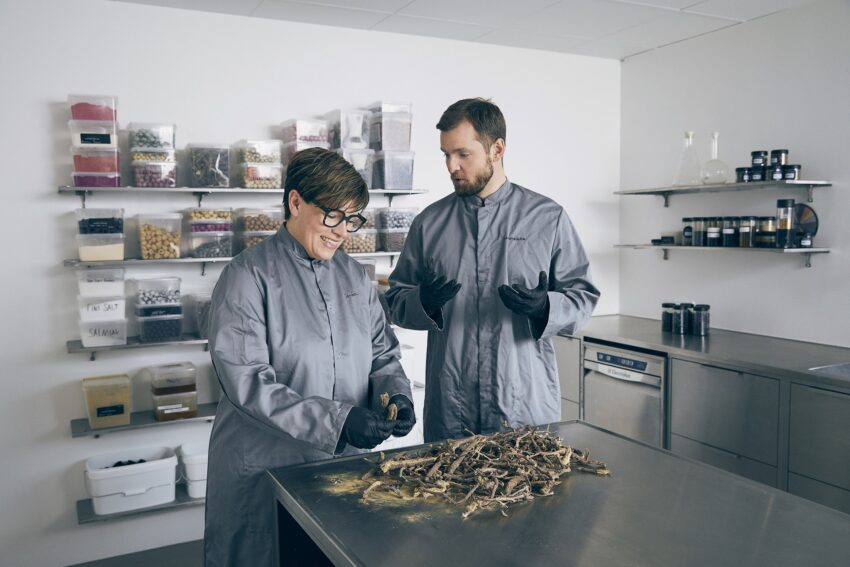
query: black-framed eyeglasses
[{"left": 310, "top": 201, "right": 367, "bottom": 232}]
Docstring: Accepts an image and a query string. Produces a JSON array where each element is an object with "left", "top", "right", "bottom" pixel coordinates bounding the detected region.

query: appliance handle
[{"left": 584, "top": 361, "right": 661, "bottom": 387}]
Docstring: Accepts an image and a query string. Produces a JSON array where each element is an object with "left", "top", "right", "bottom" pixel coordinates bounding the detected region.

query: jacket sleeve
[
  {"left": 208, "top": 262, "right": 350, "bottom": 455},
  {"left": 365, "top": 281, "right": 413, "bottom": 411},
  {"left": 385, "top": 217, "right": 444, "bottom": 331},
  {"left": 536, "top": 209, "right": 601, "bottom": 340}
]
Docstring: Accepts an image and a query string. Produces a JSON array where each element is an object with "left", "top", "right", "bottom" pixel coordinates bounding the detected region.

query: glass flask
[
  {"left": 701, "top": 132, "right": 730, "bottom": 184},
  {"left": 673, "top": 131, "right": 702, "bottom": 186}
]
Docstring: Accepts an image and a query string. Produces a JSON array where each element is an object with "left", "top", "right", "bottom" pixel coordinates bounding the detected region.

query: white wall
[
  {"left": 620, "top": 0, "right": 850, "bottom": 348},
  {"left": 0, "top": 1, "right": 620, "bottom": 564}
]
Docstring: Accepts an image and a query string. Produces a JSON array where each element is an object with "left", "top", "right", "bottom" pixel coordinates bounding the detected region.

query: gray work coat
[
  {"left": 386, "top": 180, "right": 599, "bottom": 443},
  {"left": 204, "top": 226, "right": 411, "bottom": 567}
]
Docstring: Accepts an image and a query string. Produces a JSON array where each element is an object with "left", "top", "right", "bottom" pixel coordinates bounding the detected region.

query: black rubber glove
[
  {"left": 389, "top": 394, "right": 416, "bottom": 437},
  {"left": 498, "top": 270, "right": 550, "bottom": 321},
  {"left": 340, "top": 406, "right": 395, "bottom": 450},
  {"left": 419, "top": 268, "right": 461, "bottom": 316}
]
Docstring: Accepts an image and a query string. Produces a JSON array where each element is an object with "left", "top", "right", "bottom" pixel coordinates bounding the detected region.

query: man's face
[{"left": 440, "top": 120, "right": 496, "bottom": 196}]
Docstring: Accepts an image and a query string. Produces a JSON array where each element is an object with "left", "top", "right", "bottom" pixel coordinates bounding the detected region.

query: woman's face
[{"left": 287, "top": 190, "right": 357, "bottom": 261}]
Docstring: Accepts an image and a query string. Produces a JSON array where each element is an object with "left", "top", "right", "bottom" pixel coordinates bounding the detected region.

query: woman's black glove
[
  {"left": 498, "top": 271, "right": 550, "bottom": 324},
  {"left": 389, "top": 394, "right": 416, "bottom": 437},
  {"left": 340, "top": 407, "right": 395, "bottom": 450}
]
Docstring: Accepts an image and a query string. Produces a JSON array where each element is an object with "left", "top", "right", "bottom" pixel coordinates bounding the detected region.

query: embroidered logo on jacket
[
  {"left": 504, "top": 235, "right": 527, "bottom": 241},
  {"left": 344, "top": 289, "right": 359, "bottom": 298}
]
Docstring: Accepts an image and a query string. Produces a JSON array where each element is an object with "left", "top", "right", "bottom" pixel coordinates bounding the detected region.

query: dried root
[{"left": 379, "top": 391, "right": 398, "bottom": 421}]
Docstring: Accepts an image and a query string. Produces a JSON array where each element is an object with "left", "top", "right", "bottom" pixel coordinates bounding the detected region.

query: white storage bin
[
  {"left": 78, "top": 295, "right": 126, "bottom": 322},
  {"left": 186, "top": 478, "right": 207, "bottom": 499},
  {"left": 79, "top": 318, "right": 127, "bottom": 347},
  {"left": 84, "top": 446, "right": 177, "bottom": 515},
  {"left": 77, "top": 268, "right": 125, "bottom": 297},
  {"left": 180, "top": 441, "right": 209, "bottom": 481}
]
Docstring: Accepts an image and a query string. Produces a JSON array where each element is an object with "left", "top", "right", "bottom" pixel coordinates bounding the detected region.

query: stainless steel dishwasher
[{"left": 583, "top": 342, "right": 667, "bottom": 448}]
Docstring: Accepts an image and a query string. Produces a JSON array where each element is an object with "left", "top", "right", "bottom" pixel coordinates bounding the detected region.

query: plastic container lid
[
  {"left": 142, "top": 362, "right": 197, "bottom": 389},
  {"left": 367, "top": 101, "right": 412, "bottom": 113},
  {"left": 138, "top": 313, "right": 184, "bottom": 322},
  {"left": 82, "top": 374, "right": 130, "bottom": 390},
  {"left": 76, "top": 233, "right": 124, "bottom": 243},
  {"left": 187, "top": 143, "right": 229, "bottom": 150},
  {"left": 137, "top": 213, "right": 182, "bottom": 221}
]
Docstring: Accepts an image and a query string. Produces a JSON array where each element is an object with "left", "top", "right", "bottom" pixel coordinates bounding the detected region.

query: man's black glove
[
  {"left": 388, "top": 394, "right": 416, "bottom": 437},
  {"left": 498, "top": 271, "right": 550, "bottom": 321},
  {"left": 420, "top": 268, "right": 461, "bottom": 316},
  {"left": 340, "top": 406, "right": 395, "bottom": 450}
]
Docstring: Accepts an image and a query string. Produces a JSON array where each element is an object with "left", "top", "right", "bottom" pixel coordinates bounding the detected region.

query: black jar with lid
[
  {"left": 692, "top": 217, "right": 706, "bottom": 246},
  {"left": 692, "top": 304, "right": 711, "bottom": 336},
  {"left": 735, "top": 167, "right": 751, "bottom": 183},
  {"left": 738, "top": 216, "right": 757, "bottom": 247},
  {"left": 751, "top": 151, "right": 769, "bottom": 167},
  {"left": 770, "top": 149, "right": 789, "bottom": 166},
  {"left": 682, "top": 218, "right": 693, "bottom": 246},
  {"left": 661, "top": 302, "right": 676, "bottom": 332},
  {"left": 783, "top": 164, "right": 801, "bottom": 180},
  {"left": 751, "top": 166, "right": 766, "bottom": 182},
  {"left": 705, "top": 217, "right": 722, "bottom": 247},
  {"left": 769, "top": 163, "right": 784, "bottom": 181},
  {"left": 671, "top": 304, "right": 688, "bottom": 335},
  {"left": 722, "top": 217, "right": 739, "bottom": 247}
]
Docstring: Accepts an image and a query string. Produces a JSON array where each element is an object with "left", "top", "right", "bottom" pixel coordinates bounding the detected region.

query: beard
[{"left": 452, "top": 158, "right": 494, "bottom": 197}]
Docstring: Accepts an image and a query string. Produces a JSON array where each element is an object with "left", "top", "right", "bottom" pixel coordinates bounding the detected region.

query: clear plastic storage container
[
  {"left": 369, "top": 112, "right": 412, "bottom": 151},
  {"left": 187, "top": 143, "right": 230, "bottom": 188},
  {"left": 140, "top": 362, "right": 197, "bottom": 395},
  {"left": 372, "top": 151, "right": 414, "bottom": 190},
  {"left": 68, "top": 120, "right": 118, "bottom": 149},
  {"left": 78, "top": 295, "right": 126, "bottom": 322},
  {"left": 189, "top": 293, "right": 212, "bottom": 339},
  {"left": 84, "top": 446, "right": 177, "bottom": 515},
  {"left": 325, "top": 109, "right": 371, "bottom": 149},
  {"left": 280, "top": 118, "right": 329, "bottom": 144},
  {"left": 79, "top": 318, "right": 127, "bottom": 347},
  {"left": 335, "top": 148, "right": 374, "bottom": 188},
  {"left": 361, "top": 208, "right": 376, "bottom": 229},
  {"left": 71, "top": 147, "right": 119, "bottom": 172},
  {"left": 128, "top": 122, "right": 176, "bottom": 149},
  {"left": 281, "top": 141, "right": 331, "bottom": 167},
  {"left": 138, "top": 314, "right": 183, "bottom": 343},
  {"left": 375, "top": 207, "right": 417, "bottom": 229},
  {"left": 234, "top": 139, "right": 281, "bottom": 164},
  {"left": 72, "top": 172, "right": 121, "bottom": 188},
  {"left": 358, "top": 259, "right": 377, "bottom": 281},
  {"left": 235, "top": 208, "right": 283, "bottom": 232},
  {"left": 137, "top": 214, "right": 182, "bottom": 259},
  {"left": 82, "top": 374, "right": 131, "bottom": 429},
  {"left": 77, "top": 234, "right": 125, "bottom": 261},
  {"left": 237, "top": 230, "right": 275, "bottom": 253},
  {"left": 131, "top": 276, "right": 181, "bottom": 305},
  {"left": 129, "top": 147, "right": 176, "bottom": 162},
  {"left": 76, "top": 208, "right": 124, "bottom": 235},
  {"left": 77, "top": 268, "right": 125, "bottom": 297},
  {"left": 367, "top": 101, "right": 412, "bottom": 114},
  {"left": 132, "top": 161, "right": 177, "bottom": 188},
  {"left": 239, "top": 163, "right": 282, "bottom": 188},
  {"left": 180, "top": 441, "right": 209, "bottom": 498},
  {"left": 184, "top": 207, "right": 233, "bottom": 232},
  {"left": 68, "top": 94, "right": 118, "bottom": 121},
  {"left": 152, "top": 390, "right": 198, "bottom": 421},
  {"left": 135, "top": 302, "right": 182, "bottom": 318},
  {"left": 378, "top": 228, "right": 409, "bottom": 252},
  {"left": 189, "top": 231, "right": 233, "bottom": 258},
  {"left": 341, "top": 229, "right": 377, "bottom": 254}
]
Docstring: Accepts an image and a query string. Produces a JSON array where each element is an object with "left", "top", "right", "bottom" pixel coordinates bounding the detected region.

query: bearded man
[{"left": 385, "top": 97, "right": 600, "bottom": 443}]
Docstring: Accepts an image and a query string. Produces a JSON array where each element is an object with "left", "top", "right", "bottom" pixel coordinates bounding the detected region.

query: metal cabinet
[
  {"left": 789, "top": 384, "right": 850, "bottom": 498},
  {"left": 553, "top": 335, "right": 581, "bottom": 417},
  {"left": 671, "top": 434, "right": 778, "bottom": 487},
  {"left": 670, "top": 359, "right": 780, "bottom": 472},
  {"left": 788, "top": 473, "right": 850, "bottom": 516}
]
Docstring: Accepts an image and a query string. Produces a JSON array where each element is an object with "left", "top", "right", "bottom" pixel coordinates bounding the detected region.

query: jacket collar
[
  {"left": 462, "top": 178, "right": 513, "bottom": 208},
  {"left": 276, "top": 223, "right": 315, "bottom": 262}
]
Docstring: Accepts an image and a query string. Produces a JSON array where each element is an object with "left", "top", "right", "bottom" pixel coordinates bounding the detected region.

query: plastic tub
[
  {"left": 367, "top": 101, "right": 412, "bottom": 114},
  {"left": 281, "top": 141, "right": 330, "bottom": 167},
  {"left": 189, "top": 293, "right": 212, "bottom": 339},
  {"left": 71, "top": 147, "right": 119, "bottom": 172},
  {"left": 138, "top": 214, "right": 181, "bottom": 259},
  {"left": 240, "top": 163, "right": 281, "bottom": 188},
  {"left": 79, "top": 318, "right": 127, "bottom": 347},
  {"left": 238, "top": 230, "right": 275, "bottom": 253},
  {"left": 369, "top": 112, "right": 412, "bottom": 151},
  {"left": 361, "top": 208, "right": 376, "bottom": 229},
  {"left": 281, "top": 118, "right": 329, "bottom": 144},
  {"left": 372, "top": 151, "right": 414, "bottom": 190},
  {"left": 151, "top": 389, "right": 198, "bottom": 421},
  {"left": 128, "top": 122, "right": 175, "bottom": 149},
  {"left": 140, "top": 362, "right": 197, "bottom": 395},
  {"left": 186, "top": 478, "right": 207, "bottom": 499},
  {"left": 325, "top": 109, "right": 371, "bottom": 149},
  {"left": 78, "top": 295, "right": 126, "bottom": 322},
  {"left": 77, "top": 268, "right": 125, "bottom": 297},
  {"left": 84, "top": 446, "right": 177, "bottom": 515},
  {"left": 378, "top": 228, "right": 409, "bottom": 252},
  {"left": 69, "top": 120, "right": 118, "bottom": 149},
  {"left": 180, "top": 441, "right": 209, "bottom": 481},
  {"left": 72, "top": 172, "right": 121, "bottom": 188},
  {"left": 235, "top": 208, "right": 283, "bottom": 232},
  {"left": 131, "top": 276, "right": 181, "bottom": 305},
  {"left": 138, "top": 314, "right": 183, "bottom": 343},
  {"left": 129, "top": 147, "right": 176, "bottom": 162},
  {"left": 134, "top": 302, "right": 182, "bottom": 317},
  {"left": 234, "top": 139, "right": 281, "bottom": 164},
  {"left": 335, "top": 148, "right": 374, "bottom": 188},
  {"left": 189, "top": 231, "right": 233, "bottom": 258},
  {"left": 187, "top": 143, "right": 230, "bottom": 188},
  {"left": 341, "top": 229, "right": 377, "bottom": 254},
  {"left": 184, "top": 207, "right": 232, "bottom": 233},
  {"left": 82, "top": 374, "right": 130, "bottom": 429},
  {"left": 132, "top": 161, "right": 177, "bottom": 188},
  {"left": 68, "top": 94, "right": 118, "bottom": 121},
  {"left": 77, "top": 234, "right": 124, "bottom": 261},
  {"left": 76, "top": 208, "right": 124, "bottom": 235},
  {"left": 376, "top": 207, "right": 417, "bottom": 229}
]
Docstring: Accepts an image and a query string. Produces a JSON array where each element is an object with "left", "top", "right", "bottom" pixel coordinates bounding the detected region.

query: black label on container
[
  {"left": 81, "top": 133, "right": 112, "bottom": 145},
  {"left": 97, "top": 404, "right": 125, "bottom": 417}
]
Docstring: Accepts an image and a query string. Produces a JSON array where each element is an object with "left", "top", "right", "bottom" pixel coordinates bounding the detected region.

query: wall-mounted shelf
[
  {"left": 615, "top": 244, "right": 829, "bottom": 268},
  {"left": 76, "top": 482, "right": 203, "bottom": 525},
  {"left": 71, "top": 402, "right": 217, "bottom": 438},
  {"left": 59, "top": 186, "right": 427, "bottom": 207},
  {"left": 614, "top": 180, "right": 831, "bottom": 207},
  {"left": 67, "top": 334, "right": 208, "bottom": 361}
]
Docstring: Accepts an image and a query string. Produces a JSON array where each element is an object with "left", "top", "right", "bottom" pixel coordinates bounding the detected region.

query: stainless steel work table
[{"left": 267, "top": 421, "right": 850, "bottom": 566}]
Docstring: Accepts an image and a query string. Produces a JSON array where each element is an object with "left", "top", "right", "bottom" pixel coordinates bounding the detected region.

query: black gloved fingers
[
  {"left": 536, "top": 270, "right": 548, "bottom": 291},
  {"left": 392, "top": 419, "right": 415, "bottom": 436},
  {"left": 429, "top": 274, "right": 448, "bottom": 290},
  {"left": 510, "top": 283, "right": 535, "bottom": 299}
]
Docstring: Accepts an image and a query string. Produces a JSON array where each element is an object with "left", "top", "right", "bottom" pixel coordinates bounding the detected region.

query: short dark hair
[
  {"left": 436, "top": 98, "right": 506, "bottom": 149},
  {"left": 283, "top": 147, "right": 369, "bottom": 219}
]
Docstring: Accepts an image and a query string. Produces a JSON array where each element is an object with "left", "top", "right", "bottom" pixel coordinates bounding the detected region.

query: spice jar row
[
  {"left": 661, "top": 303, "right": 710, "bottom": 336},
  {"left": 735, "top": 148, "right": 802, "bottom": 182}
]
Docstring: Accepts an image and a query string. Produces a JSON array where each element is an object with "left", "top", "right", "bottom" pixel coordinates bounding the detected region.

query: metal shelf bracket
[
  {"left": 76, "top": 190, "right": 89, "bottom": 208},
  {"left": 662, "top": 192, "right": 670, "bottom": 207},
  {"left": 804, "top": 252, "right": 812, "bottom": 268},
  {"left": 807, "top": 185, "right": 814, "bottom": 203},
  {"left": 662, "top": 248, "right": 669, "bottom": 260}
]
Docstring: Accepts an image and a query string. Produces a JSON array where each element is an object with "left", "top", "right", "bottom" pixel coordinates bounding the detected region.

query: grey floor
[{"left": 67, "top": 539, "right": 203, "bottom": 567}]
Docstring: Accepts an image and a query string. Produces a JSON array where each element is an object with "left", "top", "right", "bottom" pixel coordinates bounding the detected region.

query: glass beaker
[
  {"left": 673, "top": 131, "right": 702, "bottom": 186},
  {"left": 776, "top": 199, "right": 796, "bottom": 248},
  {"left": 701, "top": 132, "right": 730, "bottom": 184}
]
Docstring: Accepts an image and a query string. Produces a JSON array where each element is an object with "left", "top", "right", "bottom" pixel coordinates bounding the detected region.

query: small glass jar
[
  {"left": 783, "top": 164, "right": 801, "bottom": 180},
  {"left": 722, "top": 216, "right": 739, "bottom": 247},
  {"left": 671, "top": 304, "right": 687, "bottom": 335},
  {"left": 738, "top": 216, "right": 757, "bottom": 248},
  {"left": 692, "top": 304, "right": 711, "bottom": 336},
  {"left": 770, "top": 149, "right": 789, "bottom": 166},
  {"left": 662, "top": 302, "right": 677, "bottom": 332},
  {"left": 682, "top": 217, "right": 694, "bottom": 246},
  {"left": 751, "top": 151, "right": 769, "bottom": 167},
  {"left": 692, "top": 217, "right": 707, "bottom": 247},
  {"left": 769, "top": 163, "right": 784, "bottom": 181},
  {"left": 751, "top": 166, "right": 766, "bottom": 182},
  {"left": 681, "top": 302, "right": 696, "bottom": 334},
  {"left": 706, "top": 217, "right": 722, "bottom": 247},
  {"left": 799, "top": 232, "right": 813, "bottom": 248},
  {"left": 776, "top": 198, "right": 796, "bottom": 248},
  {"left": 755, "top": 216, "right": 777, "bottom": 248},
  {"left": 735, "top": 167, "right": 751, "bottom": 183}
]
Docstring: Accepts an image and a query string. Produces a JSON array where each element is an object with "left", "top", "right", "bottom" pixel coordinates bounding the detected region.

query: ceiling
[{"left": 114, "top": 0, "right": 816, "bottom": 60}]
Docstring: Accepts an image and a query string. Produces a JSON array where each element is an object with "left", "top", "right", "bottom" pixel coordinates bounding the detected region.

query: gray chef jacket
[
  {"left": 386, "top": 180, "right": 599, "bottom": 443},
  {"left": 204, "top": 225, "right": 411, "bottom": 567}
]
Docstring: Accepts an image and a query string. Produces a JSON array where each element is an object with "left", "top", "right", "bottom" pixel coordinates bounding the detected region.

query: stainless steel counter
[
  {"left": 574, "top": 315, "right": 850, "bottom": 390},
  {"left": 268, "top": 421, "right": 850, "bottom": 567}
]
